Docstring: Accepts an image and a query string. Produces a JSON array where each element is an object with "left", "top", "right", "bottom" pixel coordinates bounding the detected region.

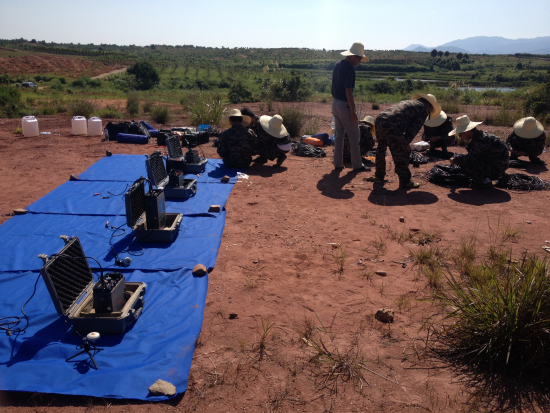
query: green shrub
[
  {"left": 371, "top": 102, "right": 380, "bottom": 110},
  {"left": 68, "top": 99, "right": 96, "bottom": 118},
  {"left": 264, "top": 70, "right": 312, "bottom": 102},
  {"left": 484, "top": 107, "right": 521, "bottom": 127},
  {"left": 524, "top": 81, "right": 550, "bottom": 118},
  {"left": 127, "top": 61, "right": 160, "bottom": 90},
  {"left": 142, "top": 100, "right": 154, "bottom": 113},
  {"left": 150, "top": 105, "right": 171, "bottom": 124},
  {"left": 278, "top": 105, "right": 307, "bottom": 138},
  {"left": 71, "top": 77, "right": 101, "bottom": 89},
  {"left": 303, "top": 113, "right": 321, "bottom": 135},
  {"left": 182, "top": 93, "right": 227, "bottom": 126},
  {"left": 38, "top": 98, "right": 67, "bottom": 115},
  {"left": 95, "top": 106, "right": 123, "bottom": 119},
  {"left": 0, "top": 86, "right": 23, "bottom": 117},
  {"left": 228, "top": 80, "right": 254, "bottom": 104},
  {"left": 435, "top": 255, "right": 550, "bottom": 377},
  {"left": 13, "top": 127, "right": 22, "bottom": 134},
  {"left": 440, "top": 100, "right": 460, "bottom": 114},
  {"left": 126, "top": 91, "right": 140, "bottom": 117}
]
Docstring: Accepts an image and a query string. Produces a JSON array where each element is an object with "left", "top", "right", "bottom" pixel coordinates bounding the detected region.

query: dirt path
[{"left": 91, "top": 66, "right": 127, "bottom": 79}]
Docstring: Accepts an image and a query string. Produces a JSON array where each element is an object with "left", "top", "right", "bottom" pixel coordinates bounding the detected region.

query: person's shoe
[
  {"left": 253, "top": 156, "right": 268, "bottom": 164},
  {"left": 273, "top": 153, "right": 287, "bottom": 167},
  {"left": 333, "top": 166, "right": 344, "bottom": 171},
  {"left": 352, "top": 165, "right": 371, "bottom": 172},
  {"left": 366, "top": 176, "right": 386, "bottom": 184},
  {"left": 399, "top": 181, "right": 420, "bottom": 189},
  {"left": 530, "top": 157, "right": 545, "bottom": 165}
]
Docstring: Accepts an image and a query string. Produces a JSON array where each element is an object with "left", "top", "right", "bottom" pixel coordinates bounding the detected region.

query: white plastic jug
[
  {"left": 72, "top": 116, "right": 88, "bottom": 135},
  {"left": 22, "top": 116, "right": 39, "bottom": 138},
  {"left": 88, "top": 117, "right": 103, "bottom": 136}
]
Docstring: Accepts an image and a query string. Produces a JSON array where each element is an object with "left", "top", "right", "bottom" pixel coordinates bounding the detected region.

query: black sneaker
[{"left": 273, "top": 153, "right": 287, "bottom": 167}]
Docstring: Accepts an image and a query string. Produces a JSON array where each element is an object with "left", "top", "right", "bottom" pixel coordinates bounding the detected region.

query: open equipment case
[
  {"left": 38, "top": 236, "right": 146, "bottom": 335},
  {"left": 145, "top": 150, "right": 198, "bottom": 200},
  {"left": 166, "top": 134, "right": 207, "bottom": 174},
  {"left": 125, "top": 177, "right": 183, "bottom": 243}
]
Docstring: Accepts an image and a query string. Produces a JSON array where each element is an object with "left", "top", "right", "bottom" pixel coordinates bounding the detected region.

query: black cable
[
  {"left": 101, "top": 183, "right": 130, "bottom": 199},
  {"left": 291, "top": 141, "right": 327, "bottom": 158},
  {"left": 0, "top": 272, "right": 41, "bottom": 336},
  {"left": 500, "top": 173, "right": 550, "bottom": 191},
  {"left": 106, "top": 222, "right": 144, "bottom": 257},
  {"left": 409, "top": 151, "right": 428, "bottom": 164}
]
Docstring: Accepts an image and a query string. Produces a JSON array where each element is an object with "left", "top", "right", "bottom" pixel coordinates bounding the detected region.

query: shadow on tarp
[{"left": 448, "top": 187, "right": 512, "bottom": 205}]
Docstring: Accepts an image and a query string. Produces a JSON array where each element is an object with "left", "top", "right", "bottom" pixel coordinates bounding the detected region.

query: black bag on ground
[
  {"left": 291, "top": 141, "right": 326, "bottom": 158},
  {"left": 104, "top": 121, "right": 149, "bottom": 141},
  {"left": 428, "top": 164, "right": 471, "bottom": 186}
]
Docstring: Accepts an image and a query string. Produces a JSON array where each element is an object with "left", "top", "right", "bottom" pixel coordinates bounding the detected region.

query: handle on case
[
  {"left": 191, "top": 183, "right": 197, "bottom": 195},
  {"left": 174, "top": 214, "right": 183, "bottom": 228},
  {"left": 133, "top": 306, "right": 143, "bottom": 320}
]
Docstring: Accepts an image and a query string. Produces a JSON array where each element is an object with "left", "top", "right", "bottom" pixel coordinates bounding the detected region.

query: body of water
[{"left": 370, "top": 77, "right": 516, "bottom": 92}]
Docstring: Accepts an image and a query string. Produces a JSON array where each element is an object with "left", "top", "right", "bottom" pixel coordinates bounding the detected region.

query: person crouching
[
  {"left": 253, "top": 114, "right": 291, "bottom": 167},
  {"left": 506, "top": 117, "right": 546, "bottom": 165},
  {"left": 449, "top": 115, "right": 509, "bottom": 188},
  {"left": 422, "top": 110, "right": 454, "bottom": 155},
  {"left": 217, "top": 109, "right": 256, "bottom": 168},
  {"left": 342, "top": 115, "right": 376, "bottom": 163}
]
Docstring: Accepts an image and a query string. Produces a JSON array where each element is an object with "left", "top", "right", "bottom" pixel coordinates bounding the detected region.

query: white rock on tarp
[
  {"left": 148, "top": 379, "right": 177, "bottom": 396},
  {"left": 375, "top": 308, "right": 394, "bottom": 323}
]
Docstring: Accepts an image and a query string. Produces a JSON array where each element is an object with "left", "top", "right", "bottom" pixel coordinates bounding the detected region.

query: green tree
[
  {"left": 437, "top": 51, "right": 444, "bottom": 57},
  {"left": 463, "top": 53, "right": 469, "bottom": 60},
  {"left": 127, "top": 61, "right": 160, "bottom": 90},
  {"left": 516, "top": 62, "right": 523, "bottom": 70},
  {"left": 456, "top": 52, "right": 463, "bottom": 60},
  {"left": 444, "top": 51, "right": 450, "bottom": 57},
  {"left": 431, "top": 49, "right": 438, "bottom": 58}
]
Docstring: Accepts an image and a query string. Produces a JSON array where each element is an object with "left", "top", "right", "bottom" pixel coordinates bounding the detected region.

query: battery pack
[{"left": 93, "top": 273, "right": 126, "bottom": 313}]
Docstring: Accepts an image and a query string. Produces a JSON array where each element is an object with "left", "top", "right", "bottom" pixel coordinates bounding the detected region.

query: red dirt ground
[
  {"left": 0, "top": 102, "right": 549, "bottom": 412},
  {"left": 0, "top": 53, "right": 122, "bottom": 78}
]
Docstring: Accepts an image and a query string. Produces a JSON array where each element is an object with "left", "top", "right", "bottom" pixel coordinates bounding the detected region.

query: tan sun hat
[
  {"left": 341, "top": 42, "right": 369, "bottom": 63},
  {"left": 360, "top": 115, "right": 375, "bottom": 126},
  {"left": 260, "top": 114, "right": 288, "bottom": 138},
  {"left": 222, "top": 108, "right": 251, "bottom": 128},
  {"left": 411, "top": 93, "right": 441, "bottom": 118},
  {"left": 424, "top": 110, "right": 447, "bottom": 127},
  {"left": 448, "top": 115, "right": 482, "bottom": 136},
  {"left": 513, "top": 117, "right": 544, "bottom": 139}
]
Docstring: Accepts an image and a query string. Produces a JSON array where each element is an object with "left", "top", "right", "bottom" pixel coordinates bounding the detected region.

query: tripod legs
[{"left": 66, "top": 342, "right": 104, "bottom": 369}]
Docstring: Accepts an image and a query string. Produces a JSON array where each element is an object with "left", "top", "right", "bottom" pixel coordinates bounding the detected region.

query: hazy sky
[{"left": 1, "top": 0, "right": 548, "bottom": 50}]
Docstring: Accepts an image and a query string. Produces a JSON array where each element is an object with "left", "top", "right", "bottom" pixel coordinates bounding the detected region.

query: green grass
[
  {"left": 277, "top": 104, "right": 307, "bottom": 138},
  {"left": 95, "top": 106, "right": 123, "bottom": 119},
  {"left": 68, "top": 99, "right": 95, "bottom": 118},
  {"left": 181, "top": 92, "right": 227, "bottom": 126}
]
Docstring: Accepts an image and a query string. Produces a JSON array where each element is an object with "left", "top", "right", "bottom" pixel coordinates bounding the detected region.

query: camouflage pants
[
  {"left": 375, "top": 127, "right": 412, "bottom": 184},
  {"left": 455, "top": 157, "right": 508, "bottom": 183}
]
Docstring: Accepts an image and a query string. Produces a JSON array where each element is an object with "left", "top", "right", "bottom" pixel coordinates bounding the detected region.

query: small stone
[
  {"left": 410, "top": 228, "right": 420, "bottom": 232},
  {"left": 148, "top": 379, "right": 177, "bottom": 396},
  {"left": 380, "top": 224, "right": 387, "bottom": 229},
  {"left": 526, "top": 221, "right": 532, "bottom": 224},
  {"left": 69, "top": 174, "right": 79, "bottom": 181},
  {"left": 192, "top": 264, "right": 207, "bottom": 277},
  {"left": 208, "top": 205, "right": 221, "bottom": 213},
  {"left": 229, "top": 313, "right": 238, "bottom": 320},
  {"left": 13, "top": 208, "right": 28, "bottom": 215},
  {"left": 399, "top": 217, "right": 405, "bottom": 222},
  {"left": 106, "top": 150, "right": 112, "bottom": 156},
  {"left": 221, "top": 175, "right": 230, "bottom": 183},
  {"left": 375, "top": 308, "right": 394, "bottom": 323},
  {"left": 375, "top": 270, "right": 387, "bottom": 277}
]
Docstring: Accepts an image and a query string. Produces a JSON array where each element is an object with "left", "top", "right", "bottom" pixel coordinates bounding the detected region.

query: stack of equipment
[
  {"left": 145, "top": 151, "right": 198, "bottom": 200},
  {"left": 38, "top": 235, "right": 146, "bottom": 335},
  {"left": 124, "top": 177, "right": 182, "bottom": 242},
  {"left": 166, "top": 134, "right": 207, "bottom": 174}
]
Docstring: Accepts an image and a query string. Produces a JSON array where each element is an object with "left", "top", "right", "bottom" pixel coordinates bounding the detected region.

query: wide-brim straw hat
[
  {"left": 448, "top": 115, "right": 482, "bottom": 136},
  {"left": 360, "top": 115, "right": 375, "bottom": 126},
  {"left": 411, "top": 93, "right": 441, "bottom": 118},
  {"left": 513, "top": 117, "right": 544, "bottom": 139},
  {"left": 424, "top": 110, "right": 447, "bottom": 127},
  {"left": 222, "top": 108, "right": 251, "bottom": 128},
  {"left": 260, "top": 114, "right": 288, "bottom": 138},
  {"left": 341, "top": 42, "right": 369, "bottom": 63}
]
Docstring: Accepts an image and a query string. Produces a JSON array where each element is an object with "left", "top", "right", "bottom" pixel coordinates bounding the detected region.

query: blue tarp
[
  {"left": 77, "top": 155, "right": 242, "bottom": 183},
  {"left": 26, "top": 180, "right": 234, "bottom": 217},
  {"left": 0, "top": 155, "right": 235, "bottom": 400},
  {"left": 0, "top": 268, "right": 207, "bottom": 400}
]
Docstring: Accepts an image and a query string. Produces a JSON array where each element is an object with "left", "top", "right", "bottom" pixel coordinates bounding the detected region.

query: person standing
[
  {"left": 331, "top": 42, "right": 370, "bottom": 172},
  {"left": 374, "top": 94, "right": 440, "bottom": 188}
]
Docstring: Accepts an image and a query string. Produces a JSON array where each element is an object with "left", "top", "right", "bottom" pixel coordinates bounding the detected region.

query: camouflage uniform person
[
  {"left": 422, "top": 111, "right": 454, "bottom": 153},
  {"left": 253, "top": 114, "right": 291, "bottom": 167},
  {"left": 374, "top": 94, "right": 441, "bottom": 188},
  {"left": 217, "top": 109, "right": 257, "bottom": 169},
  {"left": 449, "top": 115, "right": 509, "bottom": 188},
  {"left": 342, "top": 118, "right": 376, "bottom": 162},
  {"left": 506, "top": 117, "right": 546, "bottom": 165}
]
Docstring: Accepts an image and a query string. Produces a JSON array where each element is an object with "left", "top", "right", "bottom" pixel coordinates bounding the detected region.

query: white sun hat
[
  {"left": 448, "top": 115, "right": 482, "bottom": 136},
  {"left": 260, "top": 114, "right": 288, "bottom": 138},
  {"left": 410, "top": 93, "right": 441, "bottom": 118},
  {"left": 513, "top": 117, "right": 544, "bottom": 139},
  {"left": 341, "top": 42, "right": 369, "bottom": 63},
  {"left": 223, "top": 109, "right": 251, "bottom": 128},
  {"left": 424, "top": 110, "right": 447, "bottom": 127}
]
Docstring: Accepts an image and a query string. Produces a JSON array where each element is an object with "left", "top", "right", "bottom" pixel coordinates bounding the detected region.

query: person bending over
[
  {"left": 506, "top": 117, "right": 546, "bottom": 165},
  {"left": 449, "top": 115, "right": 509, "bottom": 188},
  {"left": 342, "top": 115, "right": 376, "bottom": 163},
  {"left": 252, "top": 114, "right": 291, "bottom": 167},
  {"left": 374, "top": 93, "right": 441, "bottom": 189},
  {"left": 331, "top": 42, "right": 370, "bottom": 172},
  {"left": 217, "top": 109, "right": 256, "bottom": 168},
  {"left": 422, "top": 110, "right": 454, "bottom": 155}
]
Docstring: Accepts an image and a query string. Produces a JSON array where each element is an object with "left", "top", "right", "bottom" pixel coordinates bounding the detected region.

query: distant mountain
[{"left": 403, "top": 36, "right": 550, "bottom": 55}]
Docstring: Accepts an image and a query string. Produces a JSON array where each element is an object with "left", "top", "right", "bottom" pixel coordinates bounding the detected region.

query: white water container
[
  {"left": 88, "top": 117, "right": 103, "bottom": 136},
  {"left": 72, "top": 116, "right": 88, "bottom": 135},
  {"left": 22, "top": 116, "right": 39, "bottom": 138}
]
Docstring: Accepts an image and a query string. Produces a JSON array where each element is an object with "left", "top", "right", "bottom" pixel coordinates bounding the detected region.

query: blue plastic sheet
[
  {"left": 77, "top": 155, "right": 243, "bottom": 183},
  {"left": 0, "top": 268, "right": 207, "bottom": 400},
  {"left": 26, "top": 180, "right": 234, "bottom": 217},
  {"left": 0, "top": 213, "right": 226, "bottom": 272}
]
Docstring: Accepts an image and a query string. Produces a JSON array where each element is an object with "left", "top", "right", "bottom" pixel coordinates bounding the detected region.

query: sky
[{"left": 0, "top": 0, "right": 549, "bottom": 50}]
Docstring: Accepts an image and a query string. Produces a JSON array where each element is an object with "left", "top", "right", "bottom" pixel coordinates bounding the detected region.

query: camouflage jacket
[
  {"left": 252, "top": 123, "right": 290, "bottom": 159},
  {"left": 375, "top": 99, "right": 431, "bottom": 144},
  {"left": 506, "top": 131, "right": 546, "bottom": 158},
  {"left": 343, "top": 124, "right": 376, "bottom": 161},
  {"left": 217, "top": 124, "right": 257, "bottom": 168},
  {"left": 422, "top": 116, "right": 454, "bottom": 142},
  {"left": 453, "top": 129, "right": 509, "bottom": 169}
]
